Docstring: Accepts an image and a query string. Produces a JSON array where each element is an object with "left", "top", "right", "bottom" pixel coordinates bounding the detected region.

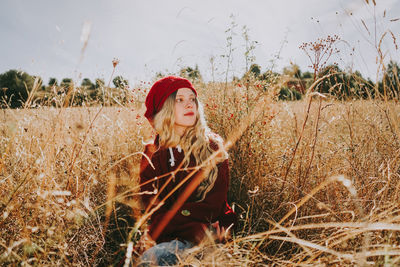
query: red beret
[{"left": 144, "top": 76, "right": 197, "bottom": 121}]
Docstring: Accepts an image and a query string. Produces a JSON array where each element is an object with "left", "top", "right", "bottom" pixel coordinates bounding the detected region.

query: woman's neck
[{"left": 174, "top": 124, "right": 187, "bottom": 137}]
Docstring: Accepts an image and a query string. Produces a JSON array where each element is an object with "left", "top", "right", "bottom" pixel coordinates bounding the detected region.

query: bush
[
  {"left": 0, "top": 69, "right": 35, "bottom": 108},
  {"left": 279, "top": 87, "right": 302, "bottom": 100}
]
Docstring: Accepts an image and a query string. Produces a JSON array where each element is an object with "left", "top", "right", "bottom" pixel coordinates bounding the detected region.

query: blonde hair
[{"left": 153, "top": 92, "right": 227, "bottom": 201}]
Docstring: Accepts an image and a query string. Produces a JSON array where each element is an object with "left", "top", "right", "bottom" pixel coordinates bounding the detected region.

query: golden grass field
[{"left": 1, "top": 77, "right": 400, "bottom": 266}]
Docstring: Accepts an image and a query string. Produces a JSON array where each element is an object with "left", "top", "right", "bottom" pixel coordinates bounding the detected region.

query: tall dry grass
[
  {"left": 1, "top": 73, "right": 400, "bottom": 266},
  {"left": 2, "top": 2, "right": 400, "bottom": 264}
]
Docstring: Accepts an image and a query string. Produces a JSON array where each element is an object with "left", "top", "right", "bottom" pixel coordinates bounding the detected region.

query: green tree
[
  {"left": 249, "top": 63, "right": 261, "bottom": 77},
  {"left": 60, "top": 78, "right": 73, "bottom": 89},
  {"left": 113, "top": 76, "right": 129, "bottom": 89},
  {"left": 48, "top": 77, "right": 58, "bottom": 87},
  {"left": 302, "top": 72, "right": 313, "bottom": 79},
  {"left": 242, "top": 63, "right": 261, "bottom": 80},
  {"left": 0, "top": 69, "right": 35, "bottom": 108},
  {"left": 317, "top": 65, "right": 350, "bottom": 99},
  {"left": 379, "top": 60, "right": 400, "bottom": 99},
  {"left": 317, "top": 65, "right": 375, "bottom": 100},
  {"left": 279, "top": 86, "right": 302, "bottom": 101},
  {"left": 34, "top": 77, "right": 44, "bottom": 91},
  {"left": 93, "top": 78, "right": 105, "bottom": 101},
  {"left": 81, "top": 78, "right": 94, "bottom": 89},
  {"left": 95, "top": 78, "right": 105, "bottom": 89},
  {"left": 179, "top": 65, "right": 202, "bottom": 82},
  {"left": 348, "top": 71, "right": 374, "bottom": 99}
]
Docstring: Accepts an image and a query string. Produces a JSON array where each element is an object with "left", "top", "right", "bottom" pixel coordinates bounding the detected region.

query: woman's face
[{"left": 174, "top": 88, "right": 197, "bottom": 134}]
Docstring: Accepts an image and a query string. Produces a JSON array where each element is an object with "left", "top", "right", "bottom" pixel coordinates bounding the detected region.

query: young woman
[{"left": 137, "top": 76, "right": 237, "bottom": 266}]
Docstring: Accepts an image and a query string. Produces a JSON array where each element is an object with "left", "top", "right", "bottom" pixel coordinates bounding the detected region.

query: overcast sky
[{"left": 0, "top": 0, "right": 399, "bottom": 86}]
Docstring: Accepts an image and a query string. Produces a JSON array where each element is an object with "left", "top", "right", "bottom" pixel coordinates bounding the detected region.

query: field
[{"left": 1, "top": 78, "right": 400, "bottom": 266}]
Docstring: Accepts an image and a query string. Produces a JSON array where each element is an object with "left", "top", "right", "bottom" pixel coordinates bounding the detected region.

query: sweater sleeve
[{"left": 139, "top": 144, "right": 159, "bottom": 209}]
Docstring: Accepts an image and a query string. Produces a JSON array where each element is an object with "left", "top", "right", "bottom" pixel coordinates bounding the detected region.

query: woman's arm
[
  {"left": 139, "top": 144, "right": 159, "bottom": 209},
  {"left": 164, "top": 159, "right": 230, "bottom": 224}
]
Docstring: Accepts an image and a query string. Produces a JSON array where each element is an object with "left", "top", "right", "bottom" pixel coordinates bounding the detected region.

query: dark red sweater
[{"left": 139, "top": 137, "right": 237, "bottom": 244}]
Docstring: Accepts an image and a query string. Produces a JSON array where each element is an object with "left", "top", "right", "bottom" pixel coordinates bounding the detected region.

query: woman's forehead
[{"left": 176, "top": 88, "right": 196, "bottom": 96}]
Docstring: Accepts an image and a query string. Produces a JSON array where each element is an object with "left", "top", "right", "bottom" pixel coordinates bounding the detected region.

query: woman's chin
[{"left": 177, "top": 121, "right": 196, "bottom": 128}]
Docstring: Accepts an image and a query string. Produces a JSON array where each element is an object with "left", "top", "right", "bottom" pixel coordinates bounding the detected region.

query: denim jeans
[{"left": 137, "top": 239, "right": 193, "bottom": 266}]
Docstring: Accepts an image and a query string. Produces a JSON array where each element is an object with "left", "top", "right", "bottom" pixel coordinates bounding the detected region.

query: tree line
[
  {"left": 0, "top": 71, "right": 130, "bottom": 108},
  {"left": 243, "top": 61, "right": 400, "bottom": 101},
  {"left": 1, "top": 61, "right": 399, "bottom": 108}
]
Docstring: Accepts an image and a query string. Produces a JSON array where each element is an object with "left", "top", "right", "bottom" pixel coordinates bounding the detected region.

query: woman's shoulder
[
  {"left": 140, "top": 139, "right": 164, "bottom": 173},
  {"left": 142, "top": 136, "right": 163, "bottom": 161},
  {"left": 143, "top": 142, "right": 157, "bottom": 156}
]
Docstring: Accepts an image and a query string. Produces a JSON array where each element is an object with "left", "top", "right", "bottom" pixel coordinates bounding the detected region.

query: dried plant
[
  {"left": 299, "top": 35, "right": 340, "bottom": 81},
  {"left": 1, "top": 5, "right": 400, "bottom": 266}
]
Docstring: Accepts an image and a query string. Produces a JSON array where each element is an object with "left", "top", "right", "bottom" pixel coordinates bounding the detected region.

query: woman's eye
[{"left": 176, "top": 97, "right": 195, "bottom": 103}]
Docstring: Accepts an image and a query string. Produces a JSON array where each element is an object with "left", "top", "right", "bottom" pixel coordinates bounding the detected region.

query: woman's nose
[{"left": 185, "top": 100, "right": 193, "bottom": 108}]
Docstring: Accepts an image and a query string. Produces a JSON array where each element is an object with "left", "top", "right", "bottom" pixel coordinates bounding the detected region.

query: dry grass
[
  {"left": 1, "top": 74, "right": 400, "bottom": 266},
  {"left": 2, "top": 2, "right": 400, "bottom": 264}
]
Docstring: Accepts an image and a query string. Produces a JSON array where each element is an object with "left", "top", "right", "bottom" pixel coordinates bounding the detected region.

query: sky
[{"left": 0, "top": 0, "right": 399, "bottom": 86}]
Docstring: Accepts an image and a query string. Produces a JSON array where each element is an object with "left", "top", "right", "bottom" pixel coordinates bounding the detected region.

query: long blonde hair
[{"left": 153, "top": 91, "right": 227, "bottom": 201}]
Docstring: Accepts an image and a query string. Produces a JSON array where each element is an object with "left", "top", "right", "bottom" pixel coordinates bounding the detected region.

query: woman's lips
[{"left": 184, "top": 112, "right": 194, "bottom": 116}]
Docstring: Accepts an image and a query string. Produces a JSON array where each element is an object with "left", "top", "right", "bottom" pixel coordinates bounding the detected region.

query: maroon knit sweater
[{"left": 139, "top": 136, "right": 237, "bottom": 244}]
